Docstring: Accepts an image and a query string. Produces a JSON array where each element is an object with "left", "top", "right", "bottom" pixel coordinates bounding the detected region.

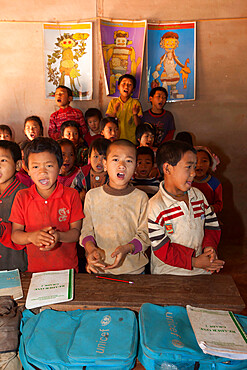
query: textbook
[
  {"left": 187, "top": 305, "right": 247, "bottom": 360},
  {"left": 0, "top": 269, "right": 23, "bottom": 300},
  {"left": 25, "top": 269, "right": 74, "bottom": 309}
]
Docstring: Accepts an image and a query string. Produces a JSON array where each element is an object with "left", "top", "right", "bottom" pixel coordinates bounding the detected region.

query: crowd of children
[{"left": 0, "top": 74, "right": 224, "bottom": 278}]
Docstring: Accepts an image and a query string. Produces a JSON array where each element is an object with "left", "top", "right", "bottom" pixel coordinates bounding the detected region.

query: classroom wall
[{"left": 1, "top": 1, "right": 247, "bottom": 245}]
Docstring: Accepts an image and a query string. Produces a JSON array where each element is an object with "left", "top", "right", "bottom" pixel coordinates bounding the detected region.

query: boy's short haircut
[
  {"left": 57, "top": 138, "right": 76, "bottom": 155},
  {"left": 60, "top": 120, "right": 80, "bottom": 137},
  {"left": 0, "top": 140, "right": 21, "bottom": 163},
  {"left": 0, "top": 125, "right": 12, "bottom": 138},
  {"left": 175, "top": 131, "right": 193, "bottom": 146},
  {"left": 149, "top": 86, "right": 168, "bottom": 100},
  {"left": 25, "top": 137, "right": 63, "bottom": 169},
  {"left": 118, "top": 74, "right": 136, "bottom": 89},
  {"left": 157, "top": 140, "right": 196, "bottom": 176},
  {"left": 56, "top": 85, "right": 73, "bottom": 97},
  {"left": 19, "top": 140, "right": 30, "bottom": 152},
  {"left": 106, "top": 139, "right": 137, "bottom": 158},
  {"left": 137, "top": 146, "right": 154, "bottom": 165},
  {"left": 100, "top": 117, "right": 119, "bottom": 132},
  {"left": 24, "top": 116, "right": 44, "bottom": 136},
  {"left": 88, "top": 137, "right": 111, "bottom": 157},
  {"left": 85, "top": 108, "right": 102, "bottom": 123},
  {"left": 135, "top": 123, "right": 155, "bottom": 142}
]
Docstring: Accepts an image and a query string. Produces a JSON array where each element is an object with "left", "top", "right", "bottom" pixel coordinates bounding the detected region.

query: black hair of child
[
  {"left": 100, "top": 117, "right": 119, "bottom": 132},
  {"left": 118, "top": 74, "right": 136, "bottom": 89},
  {"left": 196, "top": 148, "right": 213, "bottom": 167},
  {"left": 24, "top": 137, "right": 63, "bottom": 169},
  {"left": 106, "top": 139, "right": 137, "bottom": 158},
  {"left": 135, "top": 123, "right": 155, "bottom": 143},
  {"left": 137, "top": 146, "right": 155, "bottom": 165},
  {"left": 0, "top": 140, "right": 21, "bottom": 163},
  {"left": 88, "top": 137, "right": 111, "bottom": 157},
  {"left": 0, "top": 125, "right": 13, "bottom": 138},
  {"left": 56, "top": 85, "right": 73, "bottom": 97},
  {"left": 57, "top": 138, "right": 76, "bottom": 155},
  {"left": 157, "top": 140, "right": 196, "bottom": 176},
  {"left": 60, "top": 120, "right": 80, "bottom": 137},
  {"left": 85, "top": 108, "right": 102, "bottom": 123},
  {"left": 24, "top": 116, "right": 44, "bottom": 136},
  {"left": 175, "top": 131, "right": 193, "bottom": 146},
  {"left": 149, "top": 86, "right": 168, "bottom": 100}
]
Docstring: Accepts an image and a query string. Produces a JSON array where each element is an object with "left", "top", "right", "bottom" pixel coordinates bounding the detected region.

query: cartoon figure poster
[
  {"left": 148, "top": 22, "right": 196, "bottom": 102},
  {"left": 44, "top": 22, "right": 92, "bottom": 100},
  {"left": 100, "top": 19, "right": 147, "bottom": 98}
]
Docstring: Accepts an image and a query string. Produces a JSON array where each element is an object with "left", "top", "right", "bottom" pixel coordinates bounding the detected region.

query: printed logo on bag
[
  {"left": 165, "top": 223, "right": 174, "bottom": 234},
  {"left": 58, "top": 208, "right": 70, "bottom": 222},
  {"left": 96, "top": 315, "right": 112, "bottom": 354},
  {"left": 165, "top": 311, "right": 184, "bottom": 348},
  {"left": 101, "top": 315, "right": 111, "bottom": 326}
]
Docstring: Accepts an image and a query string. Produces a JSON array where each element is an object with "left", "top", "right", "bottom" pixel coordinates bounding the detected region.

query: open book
[
  {"left": 26, "top": 269, "right": 74, "bottom": 309},
  {"left": 0, "top": 269, "right": 23, "bottom": 300},
  {"left": 187, "top": 305, "right": 247, "bottom": 360}
]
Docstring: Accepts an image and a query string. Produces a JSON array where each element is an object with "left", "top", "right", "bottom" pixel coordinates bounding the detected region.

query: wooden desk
[{"left": 19, "top": 273, "right": 245, "bottom": 313}]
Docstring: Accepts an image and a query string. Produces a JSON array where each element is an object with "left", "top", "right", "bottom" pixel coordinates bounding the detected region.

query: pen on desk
[{"left": 96, "top": 276, "right": 134, "bottom": 284}]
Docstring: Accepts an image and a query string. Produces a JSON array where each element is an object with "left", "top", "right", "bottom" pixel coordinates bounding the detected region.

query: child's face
[
  {"left": 87, "top": 115, "right": 100, "bottom": 134},
  {"left": 28, "top": 151, "right": 60, "bottom": 199},
  {"left": 60, "top": 143, "right": 76, "bottom": 176},
  {"left": 195, "top": 151, "right": 211, "bottom": 180},
  {"left": 139, "top": 131, "right": 154, "bottom": 147},
  {"left": 136, "top": 154, "right": 153, "bottom": 178},
  {"left": 55, "top": 87, "right": 72, "bottom": 108},
  {"left": 62, "top": 126, "right": 79, "bottom": 146},
  {"left": 90, "top": 148, "right": 105, "bottom": 173},
  {"left": 24, "top": 120, "right": 41, "bottom": 141},
  {"left": 0, "top": 130, "right": 12, "bottom": 141},
  {"left": 149, "top": 90, "right": 167, "bottom": 112},
  {"left": 118, "top": 78, "right": 134, "bottom": 100},
  {"left": 164, "top": 151, "right": 196, "bottom": 196},
  {"left": 104, "top": 144, "right": 136, "bottom": 190},
  {"left": 101, "top": 122, "right": 119, "bottom": 142},
  {"left": 0, "top": 148, "right": 21, "bottom": 191}
]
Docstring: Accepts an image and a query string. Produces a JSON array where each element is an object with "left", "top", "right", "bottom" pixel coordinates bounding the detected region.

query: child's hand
[
  {"left": 86, "top": 248, "right": 106, "bottom": 274},
  {"left": 104, "top": 244, "right": 133, "bottom": 270},
  {"left": 203, "top": 246, "right": 217, "bottom": 263},
  {"left": 192, "top": 249, "right": 225, "bottom": 273},
  {"left": 132, "top": 104, "right": 140, "bottom": 116},
  {"left": 39, "top": 228, "right": 59, "bottom": 251},
  {"left": 28, "top": 226, "right": 55, "bottom": 247},
  {"left": 113, "top": 101, "right": 121, "bottom": 115}
]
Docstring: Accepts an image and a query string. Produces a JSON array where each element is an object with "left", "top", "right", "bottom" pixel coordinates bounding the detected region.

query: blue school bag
[
  {"left": 138, "top": 303, "right": 247, "bottom": 370},
  {"left": 19, "top": 307, "right": 138, "bottom": 369}
]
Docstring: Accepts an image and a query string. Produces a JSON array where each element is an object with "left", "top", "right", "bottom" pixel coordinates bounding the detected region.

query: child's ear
[
  {"left": 15, "top": 160, "right": 22, "bottom": 172},
  {"left": 163, "top": 162, "right": 171, "bottom": 175},
  {"left": 149, "top": 96, "right": 153, "bottom": 104},
  {"left": 103, "top": 158, "right": 107, "bottom": 172},
  {"left": 69, "top": 96, "right": 73, "bottom": 103}
]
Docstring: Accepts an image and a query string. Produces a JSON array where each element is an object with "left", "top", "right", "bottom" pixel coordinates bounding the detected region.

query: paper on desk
[
  {"left": 187, "top": 305, "right": 247, "bottom": 360},
  {"left": 26, "top": 269, "right": 74, "bottom": 309},
  {"left": 0, "top": 269, "right": 23, "bottom": 300}
]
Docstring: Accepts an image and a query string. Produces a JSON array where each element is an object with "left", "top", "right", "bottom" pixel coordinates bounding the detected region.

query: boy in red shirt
[
  {"left": 48, "top": 85, "right": 87, "bottom": 140},
  {"left": 9, "top": 137, "right": 84, "bottom": 273}
]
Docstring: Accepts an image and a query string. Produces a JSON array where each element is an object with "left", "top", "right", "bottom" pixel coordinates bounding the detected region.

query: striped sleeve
[{"left": 202, "top": 198, "right": 221, "bottom": 250}]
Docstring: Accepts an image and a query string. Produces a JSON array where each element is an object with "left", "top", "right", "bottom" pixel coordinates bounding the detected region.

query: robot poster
[
  {"left": 44, "top": 22, "right": 93, "bottom": 100},
  {"left": 148, "top": 22, "right": 196, "bottom": 102},
  {"left": 100, "top": 19, "right": 147, "bottom": 98}
]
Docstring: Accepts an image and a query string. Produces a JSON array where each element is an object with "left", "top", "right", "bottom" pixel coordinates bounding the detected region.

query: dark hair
[
  {"left": 57, "top": 138, "right": 76, "bottom": 155},
  {"left": 56, "top": 85, "right": 73, "bottom": 97},
  {"left": 19, "top": 140, "right": 30, "bottom": 151},
  {"left": 25, "top": 137, "right": 63, "bottom": 169},
  {"left": 106, "top": 139, "right": 136, "bottom": 158},
  {"left": 175, "top": 131, "right": 193, "bottom": 146},
  {"left": 157, "top": 140, "right": 196, "bottom": 176},
  {"left": 118, "top": 74, "right": 136, "bottom": 89},
  {"left": 24, "top": 116, "right": 44, "bottom": 136},
  {"left": 100, "top": 117, "right": 119, "bottom": 132},
  {"left": 0, "top": 125, "right": 12, "bottom": 138},
  {"left": 88, "top": 138, "right": 110, "bottom": 157},
  {"left": 0, "top": 140, "right": 21, "bottom": 163},
  {"left": 149, "top": 86, "right": 168, "bottom": 100},
  {"left": 135, "top": 123, "right": 155, "bottom": 143},
  {"left": 85, "top": 108, "right": 102, "bottom": 123},
  {"left": 136, "top": 146, "right": 154, "bottom": 164},
  {"left": 196, "top": 149, "right": 213, "bottom": 167},
  {"left": 60, "top": 120, "right": 80, "bottom": 137}
]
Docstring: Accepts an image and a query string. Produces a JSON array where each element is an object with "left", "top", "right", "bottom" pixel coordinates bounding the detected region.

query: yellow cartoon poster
[{"left": 44, "top": 23, "right": 92, "bottom": 100}]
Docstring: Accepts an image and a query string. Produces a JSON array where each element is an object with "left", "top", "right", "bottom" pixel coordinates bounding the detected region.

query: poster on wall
[
  {"left": 44, "top": 22, "right": 92, "bottom": 100},
  {"left": 148, "top": 22, "right": 196, "bottom": 102},
  {"left": 100, "top": 19, "right": 147, "bottom": 98}
]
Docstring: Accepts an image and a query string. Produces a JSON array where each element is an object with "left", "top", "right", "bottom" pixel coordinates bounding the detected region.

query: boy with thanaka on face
[
  {"left": 9, "top": 137, "right": 84, "bottom": 273},
  {"left": 148, "top": 140, "right": 225, "bottom": 275},
  {"left": 80, "top": 139, "right": 149, "bottom": 274}
]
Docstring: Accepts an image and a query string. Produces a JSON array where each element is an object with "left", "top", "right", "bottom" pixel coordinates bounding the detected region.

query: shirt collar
[
  {"left": 29, "top": 181, "right": 64, "bottom": 200},
  {"left": 160, "top": 181, "right": 198, "bottom": 207}
]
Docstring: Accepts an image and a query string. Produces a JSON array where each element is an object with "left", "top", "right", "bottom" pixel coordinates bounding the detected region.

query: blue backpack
[
  {"left": 138, "top": 303, "right": 247, "bottom": 370},
  {"left": 19, "top": 308, "right": 138, "bottom": 369}
]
